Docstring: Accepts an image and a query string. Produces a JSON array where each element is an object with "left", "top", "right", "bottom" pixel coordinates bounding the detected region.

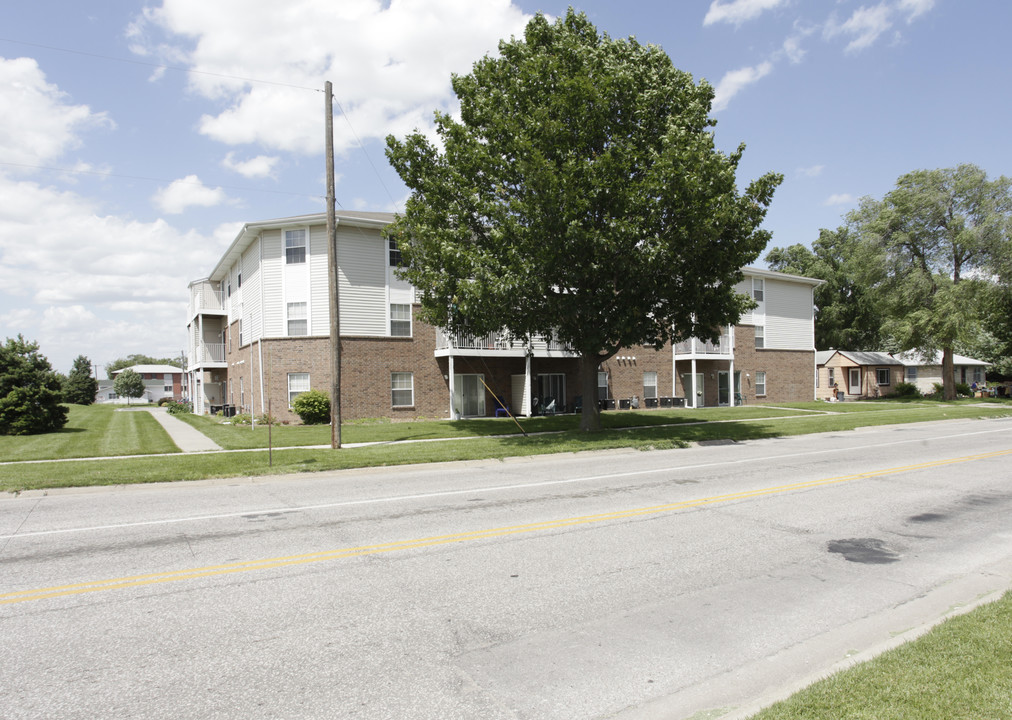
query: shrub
[
  {"left": 166, "top": 400, "right": 192, "bottom": 415},
  {"left": 956, "top": 382, "right": 972, "bottom": 397},
  {"left": 0, "top": 335, "right": 68, "bottom": 435},
  {"left": 292, "top": 389, "right": 331, "bottom": 425},
  {"left": 892, "top": 381, "right": 921, "bottom": 398}
]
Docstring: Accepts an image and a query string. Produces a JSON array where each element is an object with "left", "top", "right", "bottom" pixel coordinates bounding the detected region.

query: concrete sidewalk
[{"left": 129, "top": 407, "right": 223, "bottom": 452}]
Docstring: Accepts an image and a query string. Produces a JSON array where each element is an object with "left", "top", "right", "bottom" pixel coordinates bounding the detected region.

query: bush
[
  {"left": 292, "top": 389, "right": 331, "bottom": 425},
  {"left": 956, "top": 382, "right": 972, "bottom": 397},
  {"left": 166, "top": 400, "right": 192, "bottom": 415},
  {"left": 0, "top": 335, "right": 68, "bottom": 435},
  {"left": 892, "top": 381, "right": 921, "bottom": 398}
]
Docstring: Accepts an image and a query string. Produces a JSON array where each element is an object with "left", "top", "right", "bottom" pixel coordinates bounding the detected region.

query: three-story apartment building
[{"left": 186, "top": 212, "right": 822, "bottom": 423}]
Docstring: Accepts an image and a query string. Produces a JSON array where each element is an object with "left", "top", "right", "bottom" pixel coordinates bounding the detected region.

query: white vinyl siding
[
  {"left": 308, "top": 225, "right": 330, "bottom": 335},
  {"left": 764, "top": 279, "right": 815, "bottom": 350},
  {"left": 337, "top": 224, "right": 386, "bottom": 335},
  {"left": 261, "top": 229, "right": 284, "bottom": 336},
  {"left": 240, "top": 238, "right": 262, "bottom": 342}
]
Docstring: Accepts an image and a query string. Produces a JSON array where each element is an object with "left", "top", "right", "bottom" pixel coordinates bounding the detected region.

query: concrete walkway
[{"left": 133, "top": 407, "right": 223, "bottom": 452}]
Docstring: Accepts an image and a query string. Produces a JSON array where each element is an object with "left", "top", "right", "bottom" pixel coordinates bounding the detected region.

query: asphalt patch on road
[{"left": 828, "top": 538, "right": 901, "bottom": 564}]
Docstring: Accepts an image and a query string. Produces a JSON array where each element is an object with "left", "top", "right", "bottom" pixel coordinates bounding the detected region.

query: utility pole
[{"left": 325, "top": 80, "right": 342, "bottom": 448}]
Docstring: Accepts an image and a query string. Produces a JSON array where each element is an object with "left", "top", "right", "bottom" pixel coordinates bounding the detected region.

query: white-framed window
[
  {"left": 876, "top": 368, "right": 891, "bottom": 385},
  {"left": 597, "top": 371, "right": 609, "bottom": 401},
  {"left": 828, "top": 367, "right": 835, "bottom": 386},
  {"left": 388, "top": 237, "right": 402, "bottom": 267},
  {"left": 754, "top": 325, "right": 765, "bottom": 349},
  {"left": 643, "top": 371, "right": 658, "bottom": 399},
  {"left": 755, "top": 371, "right": 767, "bottom": 396},
  {"left": 287, "top": 302, "right": 307, "bottom": 336},
  {"left": 391, "top": 372, "right": 414, "bottom": 407},
  {"left": 238, "top": 318, "right": 243, "bottom": 347},
  {"left": 973, "top": 367, "right": 983, "bottom": 384},
  {"left": 285, "top": 229, "right": 307, "bottom": 264},
  {"left": 390, "top": 304, "right": 411, "bottom": 337},
  {"left": 163, "top": 385, "right": 172, "bottom": 392},
  {"left": 906, "top": 366, "right": 918, "bottom": 382},
  {"left": 752, "top": 278, "right": 765, "bottom": 302},
  {"left": 288, "top": 373, "right": 310, "bottom": 406}
]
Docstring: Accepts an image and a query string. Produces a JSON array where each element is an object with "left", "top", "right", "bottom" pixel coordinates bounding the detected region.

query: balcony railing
[
  {"left": 436, "top": 328, "right": 574, "bottom": 353},
  {"left": 674, "top": 334, "right": 732, "bottom": 357},
  {"left": 191, "top": 343, "right": 225, "bottom": 364},
  {"left": 189, "top": 286, "right": 225, "bottom": 316}
]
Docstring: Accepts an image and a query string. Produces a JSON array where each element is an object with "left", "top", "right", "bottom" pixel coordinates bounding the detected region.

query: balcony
[
  {"left": 435, "top": 328, "right": 576, "bottom": 357},
  {"left": 189, "top": 343, "right": 226, "bottom": 368},
  {"left": 674, "top": 334, "right": 732, "bottom": 358},
  {"left": 189, "top": 284, "right": 226, "bottom": 318}
]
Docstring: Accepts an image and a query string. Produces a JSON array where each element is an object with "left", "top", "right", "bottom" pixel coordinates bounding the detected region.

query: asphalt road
[{"left": 2, "top": 416, "right": 1012, "bottom": 719}]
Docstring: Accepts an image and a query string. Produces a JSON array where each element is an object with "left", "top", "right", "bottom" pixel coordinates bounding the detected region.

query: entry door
[
  {"left": 453, "top": 374, "right": 486, "bottom": 417},
  {"left": 718, "top": 371, "right": 730, "bottom": 406},
  {"left": 848, "top": 368, "right": 861, "bottom": 396}
]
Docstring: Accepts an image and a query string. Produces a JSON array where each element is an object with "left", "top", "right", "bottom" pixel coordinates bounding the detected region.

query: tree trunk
[
  {"left": 942, "top": 347, "right": 956, "bottom": 401},
  {"left": 579, "top": 353, "right": 602, "bottom": 432}
]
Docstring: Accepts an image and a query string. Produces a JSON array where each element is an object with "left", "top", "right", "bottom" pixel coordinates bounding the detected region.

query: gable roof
[
  {"left": 816, "top": 350, "right": 901, "bottom": 367},
  {"left": 112, "top": 364, "right": 183, "bottom": 375},
  {"left": 892, "top": 351, "right": 990, "bottom": 367}
]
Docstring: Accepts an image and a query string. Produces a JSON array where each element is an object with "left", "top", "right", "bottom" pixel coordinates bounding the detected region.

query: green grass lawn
[
  {"left": 0, "top": 404, "right": 178, "bottom": 461},
  {"left": 748, "top": 590, "right": 1012, "bottom": 720},
  {"left": 1, "top": 400, "right": 1008, "bottom": 493}
]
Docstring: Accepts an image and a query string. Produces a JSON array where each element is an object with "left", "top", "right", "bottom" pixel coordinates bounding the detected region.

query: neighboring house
[
  {"left": 892, "top": 351, "right": 990, "bottom": 395},
  {"left": 815, "top": 350, "right": 904, "bottom": 400},
  {"left": 186, "top": 212, "right": 823, "bottom": 423},
  {"left": 101, "top": 365, "right": 184, "bottom": 404}
]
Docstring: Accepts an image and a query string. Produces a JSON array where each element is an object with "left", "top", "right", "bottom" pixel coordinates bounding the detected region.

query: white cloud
[
  {"left": 0, "top": 57, "right": 113, "bottom": 167},
  {"left": 797, "top": 165, "right": 824, "bottom": 178},
  {"left": 153, "top": 175, "right": 227, "bottom": 213},
  {"left": 132, "top": 0, "right": 532, "bottom": 156},
  {"left": 703, "top": 0, "right": 789, "bottom": 26},
  {"left": 711, "top": 61, "right": 774, "bottom": 111},
  {"left": 222, "top": 152, "right": 280, "bottom": 179},
  {"left": 824, "top": 193, "right": 856, "bottom": 206},
  {"left": 898, "top": 0, "right": 935, "bottom": 22}
]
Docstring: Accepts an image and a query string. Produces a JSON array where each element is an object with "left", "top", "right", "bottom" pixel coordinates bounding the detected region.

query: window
[
  {"left": 288, "top": 373, "right": 310, "bottom": 406},
  {"left": 389, "top": 237, "right": 402, "bottom": 267},
  {"left": 238, "top": 318, "right": 243, "bottom": 347},
  {"left": 752, "top": 278, "right": 764, "bottom": 302},
  {"left": 828, "top": 367, "right": 836, "bottom": 386},
  {"left": 287, "top": 302, "right": 307, "bottom": 336},
  {"left": 285, "top": 229, "right": 306, "bottom": 264},
  {"left": 973, "top": 367, "right": 983, "bottom": 384},
  {"left": 876, "top": 368, "right": 891, "bottom": 385},
  {"left": 237, "top": 270, "right": 242, "bottom": 288},
  {"left": 391, "top": 372, "right": 414, "bottom": 407},
  {"left": 754, "top": 325, "right": 765, "bottom": 349},
  {"left": 227, "top": 278, "right": 231, "bottom": 298},
  {"left": 755, "top": 371, "right": 767, "bottom": 396},
  {"left": 390, "top": 304, "right": 411, "bottom": 337},
  {"left": 597, "top": 371, "right": 609, "bottom": 401},
  {"left": 643, "top": 371, "right": 658, "bottom": 399},
  {"left": 906, "top": 366, "right": 918, "bottom": 382}
]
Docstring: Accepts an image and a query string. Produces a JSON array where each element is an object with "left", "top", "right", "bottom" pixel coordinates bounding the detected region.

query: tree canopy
[
  {"left": 385, "top": 10, "right": 781, "bottom": 430},
  {"left": 0, "top": 335, "right": 68, "bottom": 435},
  {"left": 113, "top": 369, "right": 146, "bottom": 404},
  {"left": 63, "top": 355, "right": 98, "bottom": 405}
]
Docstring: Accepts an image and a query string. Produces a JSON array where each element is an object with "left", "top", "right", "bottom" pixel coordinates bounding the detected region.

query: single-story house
[
  {"left": 891, "top": 351, "right": 990, "bottom": 395},
  {"left": 96, "top": 364, "right": 185, "bottom": 404},
  {"left": 816, "top": 350, "right": 905, "bottom": 400}
]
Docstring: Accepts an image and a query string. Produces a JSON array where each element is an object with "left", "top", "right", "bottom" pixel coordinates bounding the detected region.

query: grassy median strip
[
  {"left": 1, "top": 401, "right": 1009, "bottom": 492},
  {"left": 749, "top": 590, "right": 1012, "bottom": 720}
]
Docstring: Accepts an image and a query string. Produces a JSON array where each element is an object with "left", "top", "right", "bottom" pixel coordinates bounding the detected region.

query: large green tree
[
  {"left": 385, "top": 10, "right": 781, "bottom": 431},
  {"left": 63, "top": 355, "right": 99, "bottom": 405},
  {"left": 853, "top": 164, "right": 1012, "bottom": 399},
  {"left": 0, "top": 335, "right": 68, "bottom": 435},
  {"left": 766, "top": 226, "right": 887, "bottom": 350},
  {"left": 113, "top": 369, "right": 146, "bottom": 404}
]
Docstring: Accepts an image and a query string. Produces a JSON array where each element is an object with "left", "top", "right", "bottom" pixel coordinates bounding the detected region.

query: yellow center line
[{"left": 4, "top": 447, "right": 1011, "bottom": 606}]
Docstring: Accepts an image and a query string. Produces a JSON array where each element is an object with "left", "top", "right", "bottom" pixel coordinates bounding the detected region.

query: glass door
[{"left": 453, "top": 374, "right": 486, "bottom": 417}]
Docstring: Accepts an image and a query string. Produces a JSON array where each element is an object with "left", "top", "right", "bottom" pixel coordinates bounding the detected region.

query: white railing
[
  {"left": 189, "top": 285, "right": 225, "bottom": 316},
  {"left": 191, "top": 343, "right": 226, "bottom": 364},
  {"left": 436, "top": 328, "right": 574, "bottom": 353},
  {"left": 674, "top": 334, "right": 732, "bottom": 356}
]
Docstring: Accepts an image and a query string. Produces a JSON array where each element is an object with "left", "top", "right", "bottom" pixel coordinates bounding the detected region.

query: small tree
[
  {"left": 0, "top": 335, "right": 68, "bottom": 435},
  {"left": 113, "top": 369, "right": 146, "bottom": 404},
  {"left": 292, "top": 389, "right": 331, "bottom": 425},
  {"left": 63, "top": 355, "right": 98, "bottom": 405}
]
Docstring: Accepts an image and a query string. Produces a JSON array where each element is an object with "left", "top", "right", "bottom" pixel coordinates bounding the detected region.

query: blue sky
[{"left": 1, "top": 0, "right": 1009, "bottom": 375}]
